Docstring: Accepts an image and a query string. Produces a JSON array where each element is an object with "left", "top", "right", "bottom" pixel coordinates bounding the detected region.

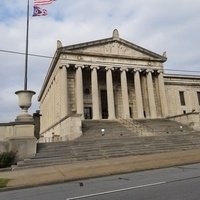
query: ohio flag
[
  {"left": 32, "top": 0, "right": 56, "bottom": 17},
  {"left": 33, "top": 6, "right": 47, "bottom": 16}
]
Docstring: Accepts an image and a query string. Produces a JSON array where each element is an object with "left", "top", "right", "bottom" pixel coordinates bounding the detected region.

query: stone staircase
[
  {"left": 82, "top": 120, "right": 137, "bottom": 139},
  {"left": 137, "top": 119, "right": 194, "bottom": 135},
  {"left": 119, "top": 118, "right": 195, "bottom": 136},
  {"left": 12, "top": 119, "right": 200, "bottom": 170}
]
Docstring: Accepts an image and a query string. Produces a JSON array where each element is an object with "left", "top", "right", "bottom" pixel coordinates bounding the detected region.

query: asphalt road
[{"left": 1, "top": 163, "right": 200, "bottom": 200}]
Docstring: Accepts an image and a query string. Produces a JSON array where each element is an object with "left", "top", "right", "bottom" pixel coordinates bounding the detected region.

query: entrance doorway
[
  {"left": 101, "top": 90, "right": 108, "bottom": 119},
  {"left": 84, "top": 107, "right": 92, "bottom": 119}
]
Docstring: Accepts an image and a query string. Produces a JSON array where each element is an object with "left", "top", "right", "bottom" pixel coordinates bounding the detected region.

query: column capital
[
  {"left": 120, "top": 67, "right": 129, "bottom": 72},
  {"left": 90, "top": 65, "right": 100, "bottom": 70},
  {"left": 133, "top": 68, "right": 142, "bottom": 72},
  {"left": 59, "top": 64, "right": 70, "bottom": 69},
  {"left": 75, "top": 64, "right": 84, "bottom": 69},
  {"left": 146, "top": 69, "right": 154, "bottom": 73},
  {"left": 157, "top": 69, "right": 164, "bottom": 74},
  {"left": 105, "top": 66, "right": 114, "bottom": 71}
]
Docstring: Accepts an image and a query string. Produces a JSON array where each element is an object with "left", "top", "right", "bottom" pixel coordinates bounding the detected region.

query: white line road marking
[{"left": 66, "top": 181, "right": 166, "bottom": 200}]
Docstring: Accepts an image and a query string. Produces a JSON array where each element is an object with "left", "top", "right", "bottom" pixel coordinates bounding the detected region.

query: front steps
[
  {"left": 137, "top": 119, "right": 194, "bottom": 135},
  {"left": 13, "top": 119, "right": 200, "bottom": 170},
  {"left": 82, "top": 120, "right": 137, "bottom": 139}
]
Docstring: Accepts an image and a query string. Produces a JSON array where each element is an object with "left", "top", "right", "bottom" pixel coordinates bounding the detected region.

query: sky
[{"left": 0, "top": 0, "right": 200, "bottom": 122}]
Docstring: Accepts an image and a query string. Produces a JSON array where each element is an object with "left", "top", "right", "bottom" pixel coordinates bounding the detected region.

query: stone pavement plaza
[{"left": 1, "top": 149, "right": 200, "bottom": 190}]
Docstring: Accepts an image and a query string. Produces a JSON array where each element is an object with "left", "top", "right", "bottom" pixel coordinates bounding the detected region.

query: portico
[
  {"left": 38, "top": 29, "right": 171, "bottom": 140},
  {"left": 57, "top": 64, "right": 168, "bottom": 121}
]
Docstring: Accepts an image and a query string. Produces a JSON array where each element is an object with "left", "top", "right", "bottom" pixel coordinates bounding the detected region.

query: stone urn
[{"left": 15, "top": 90, "right": 36, "bottom": 121}]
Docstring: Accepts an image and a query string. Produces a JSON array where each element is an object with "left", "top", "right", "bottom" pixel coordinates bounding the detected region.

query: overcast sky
[{"left": 0, "top": 0, "right": 200, "bottom": 122}]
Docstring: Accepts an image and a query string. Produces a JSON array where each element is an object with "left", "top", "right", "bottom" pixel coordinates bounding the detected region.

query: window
[
  {"left": 197, "top": 92, "right": 200, "bottom": 105},
  {"left": 179, "top": 91, "right": 185, "bottom": 106}
]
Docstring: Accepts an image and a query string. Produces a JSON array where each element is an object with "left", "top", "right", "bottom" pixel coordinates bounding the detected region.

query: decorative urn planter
[{"left": 15, "top": 90, "right": 36, "bottom": 121}]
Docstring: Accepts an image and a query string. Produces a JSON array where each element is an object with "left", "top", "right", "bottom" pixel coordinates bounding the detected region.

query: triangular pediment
[{"left": 61, "top": 36, "right": 166, "bottom": 62}]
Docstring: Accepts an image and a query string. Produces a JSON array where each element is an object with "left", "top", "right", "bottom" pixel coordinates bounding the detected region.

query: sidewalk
[{"left": 1, "top": 149, "right": 200, "bottom": 190}]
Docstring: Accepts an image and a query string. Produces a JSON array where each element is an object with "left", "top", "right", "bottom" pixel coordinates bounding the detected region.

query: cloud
[{"left": 0, "top": 0, "right": 200, "bottom": 121}]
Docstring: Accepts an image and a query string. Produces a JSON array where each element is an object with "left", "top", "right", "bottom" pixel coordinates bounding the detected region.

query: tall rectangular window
[
  {"left": 197, "top": 92, "right": 200, "bottom": 105},
  {"left": 179, "top": 91, "right": 185, "bottom": 106}
]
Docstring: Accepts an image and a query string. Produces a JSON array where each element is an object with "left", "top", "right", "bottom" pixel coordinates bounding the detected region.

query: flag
[
  {"left": 32, "top": 6, "right": 47, "bottom": 16},
  {"left": 34, "top": 0, "right": 56, "bottom": 5}
]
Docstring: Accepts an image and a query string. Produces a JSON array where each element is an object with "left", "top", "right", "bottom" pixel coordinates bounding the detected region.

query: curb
[{"left": 1, "top": 149, "right": 200, "bottom": 191}]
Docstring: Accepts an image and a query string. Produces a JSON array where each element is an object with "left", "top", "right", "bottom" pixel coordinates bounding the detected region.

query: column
[
  {"left": 60, "top": 65, "right": 68, "bottom": 118},
  {"left": 50, "top": 85, "right": 53, "bottom": 124},
  {"left": 75, "top": 65, "right": 84, "bottom": 116},
  {"left": 146, "top": 69, "right": 157, "bottom": 118},
  {"left": 157, "top": 70, "right": 168, "bottom": 117},
  {"left": 120, "top": 68, "right": 130, "bottom": 118},
  {"left": 46, "top": 90, "right": 49, "bottom": 126},
  {"left": 134, "top": 68, "right": 144, "bottom": 119},
  {"left": 91, "top": 66, "right": 100, "bottom": 119},
  {"left": 47, "top": 89, "right": 51, "bottom": 125},
  {"left": 52, "top": 79, "right": 55, "bottom": 122},
  {"left": 106, "top": 67, "right": 115, "bottom": 119}
]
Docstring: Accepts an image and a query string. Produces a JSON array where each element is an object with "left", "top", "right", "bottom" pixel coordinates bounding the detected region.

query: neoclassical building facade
[{"left": 38, "top": 30, "right": 200, "bottom": 140}]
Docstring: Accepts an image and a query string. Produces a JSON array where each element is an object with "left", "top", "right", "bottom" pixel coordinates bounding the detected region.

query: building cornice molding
[
  {"left": 164, "top": 73, "right": 200, "bottom": 80},
  {"left": 38, "top": 49, "right": 61, "bottom": 101},
  {"left": 61, "top": 49, "right": 166, "bottom": 63}
]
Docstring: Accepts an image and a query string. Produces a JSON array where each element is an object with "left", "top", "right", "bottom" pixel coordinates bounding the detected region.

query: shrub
[
  {"left": 0, "top": 178, "right": 9, "bottom": 188},
  {"left": 0, "top": 151, "right": 16, "bottom": 168}
]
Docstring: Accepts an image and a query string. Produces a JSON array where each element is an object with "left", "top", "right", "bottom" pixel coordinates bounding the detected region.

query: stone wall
[
  {"left": 41, "top": 114, "right": 82, "bottom": 142},
  {"left": 168, "top": 112, "right": 200, "bottom": 131},
  {"left": 164, "top": 75, "right": 200, "bottom": 116},
  {"left": 0, "top": 122, "right": 37, "bottom": 160}
]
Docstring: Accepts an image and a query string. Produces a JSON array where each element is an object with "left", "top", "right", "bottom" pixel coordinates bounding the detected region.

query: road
[{"left": 1, "top": 163, "right": 200, "bottom": 200}]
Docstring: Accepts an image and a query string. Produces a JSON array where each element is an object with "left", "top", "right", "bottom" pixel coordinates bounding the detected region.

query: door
[
  {"left": 84, "top": 107, "right": 92, "bottom": 119},
  {"left": 101, "top": 90, "right": 108, "bottom": 119}
]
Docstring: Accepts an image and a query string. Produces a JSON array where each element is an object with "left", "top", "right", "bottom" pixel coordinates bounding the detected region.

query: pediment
[
  {"left": 61, "top": 38, "right": 166, "bottom": 61},
  {"left": 73, "top": 41, "right": 149, "bottom": 58}
]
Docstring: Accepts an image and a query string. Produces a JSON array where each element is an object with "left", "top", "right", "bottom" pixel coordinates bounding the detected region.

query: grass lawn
[{"left": 0, "top": 178, "right": 9, "bottom": 188}]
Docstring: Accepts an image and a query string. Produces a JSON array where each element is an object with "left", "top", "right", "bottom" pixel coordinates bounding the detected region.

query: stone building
[{"left": 38, "top": 29, "right": 200, "bottom": 141}]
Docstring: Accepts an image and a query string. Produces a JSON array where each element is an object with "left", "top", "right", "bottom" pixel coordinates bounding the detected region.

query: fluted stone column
[
  {"left": 157, "top": 70, "right": 168, "bottom": 117},
  {"left": 134, "top": 68, "right": 144, "bottom": 119},
  {"left": 50, "top": 85, "right": 53, "bottom": 124},
  {"left": 47, "top": 90, "right": 50, "bottom": 125},
  {"left": 60, "top": 65, "right": 69, "bottom": 117},
  {"left": 106, "top": 67, "right": 115, "bottom": 119},
  {"left": 146, "top": 69, "right": 157, "bottom": 118},
  {"left": 52, "top": 80, "right": 55, "bottom": 122},
  {"left": 120, "top": 68, "right": 130, "bottom": 118},
  {"left": 75, "top": 65, "right": 84, "bottom": 117},
  {"left": 91, "top": 65, "right": 100, "bottom": 119}
]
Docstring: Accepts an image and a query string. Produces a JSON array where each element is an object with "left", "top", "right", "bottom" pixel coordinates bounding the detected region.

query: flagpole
[{"left": 24, "top": 0, "right": 30, "bottom": 90}]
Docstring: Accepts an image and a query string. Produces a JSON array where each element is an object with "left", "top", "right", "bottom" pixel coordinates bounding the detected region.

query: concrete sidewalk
[{"left": 1, "top": 149, "right": 200, "bottom": 190}]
